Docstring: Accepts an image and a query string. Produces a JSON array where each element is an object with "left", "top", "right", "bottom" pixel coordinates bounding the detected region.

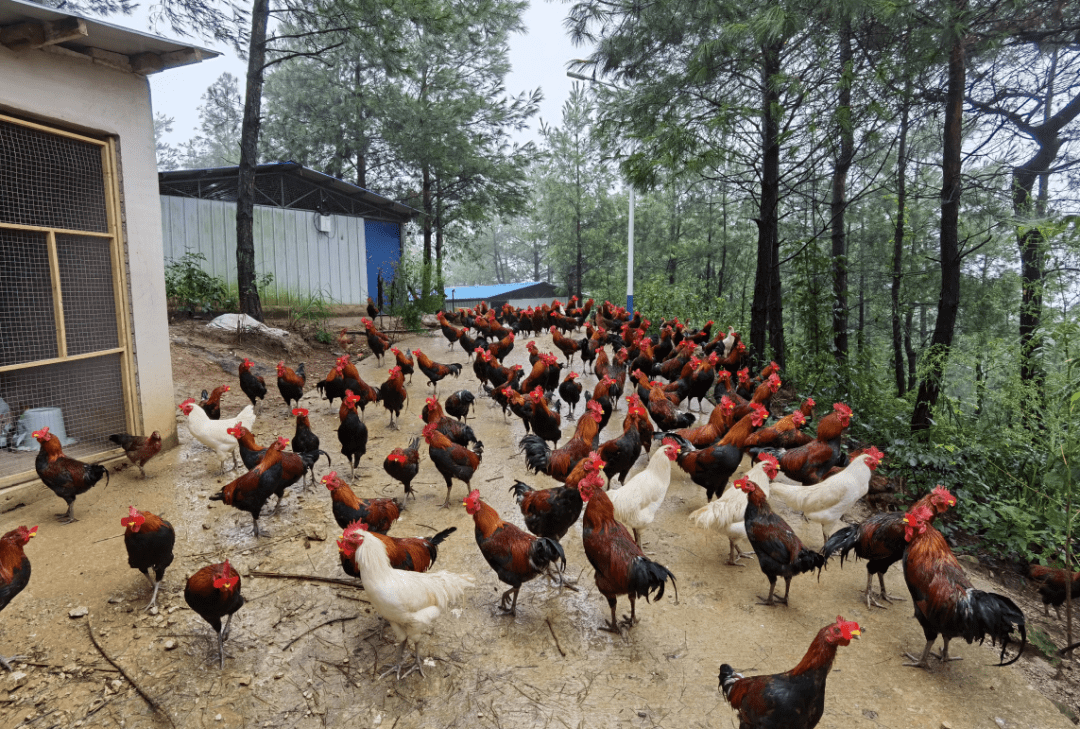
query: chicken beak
[{"left": 851, "top": 629, "right": 861, "bottom": 639}]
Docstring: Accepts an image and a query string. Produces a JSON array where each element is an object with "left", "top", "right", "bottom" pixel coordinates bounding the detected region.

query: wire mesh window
[{"left": 0, "top": 115, "right": 131, "bottom": 483}]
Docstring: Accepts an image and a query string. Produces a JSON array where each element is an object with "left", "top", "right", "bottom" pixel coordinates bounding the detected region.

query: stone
[
  {"left": 304, "top": 523, "right": 327, "bottom": 542},
  {"left": 421, "top": 313, "right": 440, "bottom": 328},
  {"left": 2, "top": 672, "right": 28, "bottom": 691},
  {"left": 148, "top": 606, "right": 159, "bottom": 616},
  {"left": 109, "top": 679, "right": 123, "bottom": 691},
  {"left": 164, "top": 640, "right": 177, "bottom": 651},
  {"left": 68, "top": 606, "right": 88, "bottom": 618},
  {"left": 107, "top": 597, "right": 121, "bottom": 604},
  {"left": 238, "top": 676, "right": 252, "bottom": 686}
]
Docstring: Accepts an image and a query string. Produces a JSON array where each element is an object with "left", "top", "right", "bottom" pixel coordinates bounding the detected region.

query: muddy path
[{"left": 0, "top": 321, "right": 1075, "bottom": 729}]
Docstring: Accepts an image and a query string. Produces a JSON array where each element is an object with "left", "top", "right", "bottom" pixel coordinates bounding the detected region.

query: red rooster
[
  {"left": 33, "top": 426, "right": 109, "bottom": 523},
  {"left": 184, "top": 560, "right": 245, "bottom": 668},
  {"left": 420, "top": 396, "right": 479, "bottom": 447},
  {"left": 413, "top": 349, "right": 463, "bottom": 395},
  {"left": 337, "top": 521, "right": 457, "bottom": 576},
  {"left": 423, "top": 421, "right": 483, "bottom": 508},
  {"left": 558, "top": 371, "right": 583, "bottom": 416},
  {"left": 520, "top": 400, "right": 603, "bottom": 482},
  {"left": 338, "top": 391, "right": 369, "bottom": 477},
  {"left": 0, "top": 525, "right": 37, "bottom": 670},
  {"left": 738, "top": 476, "right": 825, "bottom": 606},
  {"left": 822, "top": 485, "right": 956, "bottom": 609},
  {"left": 121, "top": 507, "right": 175, "bottom": 610},
  {"left": 238, "top": 358, "right": 267, "bottom": 408},
  {"left": 772, "top": 402, "right": 852, "bottom": 485},
  {"left": 209, "top": 437, "right": 288, "bottom": 537},
  {"left": 383, "top": 437, "right": 422, "bottom": 499},
  {"left": 378, "top": 366, "right": 407, "bottom": 428},
  {"left": 718, "top": 616, "right": 861, "bottom": 729},
  {"left": 597, "top": 410, "right": 643, "bottom": 486},
  {"left": 1029, "top": 564, "right": 1080, "bottom": 619},
  {"left": 444, "top": 390, "right": 475, "bottom": 422},
  {"left": 390, "top": 347, "right": 415, "bottom": 383},
  {"left": 436, "top": 311, "right": 464, "bottom": 349},
  {"left": 464, "top": 490, "right": 566, "bottom": 615},
  {"left": 199, "top": 385, "right": 228, "bottom": 420},
  {"left": 579, "top": 471, "right": 676, "bottom": 632},
  {"left": 550, "top": 325, "right": 580, "bottom": 370},
  {"left": 624, "top": 393, "right": 654, "bottom": 453},
  {"left": 275, "top": 361, "right": 305, "bottom": 410},
  {"left": 108, "top": 431, "right": 163, "bottom": 479},
  {"left": 902, "top": 504, "right": 1026, "bottom": 668},
  {"left": 321, "top": 471, "right": 401, "bottom": 533},
  {"left": 527, "top": 386, "right": 563, "bottom": 447},
  {"left": 673, "top": 395, "right": 736, "bottom": 448},
  {"left": 362, "top": 318, "right": 390, "bottom": 366}
]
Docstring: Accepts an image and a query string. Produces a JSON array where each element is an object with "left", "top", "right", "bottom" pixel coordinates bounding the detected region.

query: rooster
[
  {"left": 488, "top": 331, "right": 515, "bottom": 361},
  {"left": 423, "top": 421, "right": 483, "bottom": 508},
  {"left": 769, "top": 402, "right": 851, "bottom": 485},
  {"left": 291, "top": 408, "right": 322, "bottom": 485},
  {"left": 108, "top": 431, "right": 163, "bottom": 479},
  {"left": 345, "top": 522, "right": 474, "bottom": 680},
  {"left": 738, "top": 476, "right": 825, "bottom": 606},
  {"left": 275, "top": 361, "right": 305, "bottom": 411},
  {"left": 121, "top": 507, "right": 174, "bottom": 610},
  {"left": 664, "top": 404, "right": 768, "bottom": 503},
  {"left": 420, "top": 396, "right": 479, "bottom": 447},
  {"left": 822, "top": 485, "right": 956, "bottom": 609},
  {"left": 520, "top": 400, "right": 603, "bottom": 482},
  {"left": 378, "top": 366, "right": 407, "bottom": 428},
  {"left": 413, "top": 349, "right": 462, "bottom": 395},
  {"left": 646, "top": 380, "right": 695, "bottom": 431},
  {"left": 444, "top": 390, "right": 475, "bottom": 422},
  {"left": 199, "top": 385, "right": 228, "bottom": 420},
  {"left": 338, "top": 390, "right": 369, "bottom": 478},
  {"left": 743, "top": 408, "right": 810, "bottom": 452},
  {"left": 33, "top": 426, "right": 109, "bottom": 523},
  {"left": 322, "top": 471, "right": 401, "bottom": 533},
  {"left": 685, "top": 353, "right": 718, "bottom": 411},
  {"left": 624, "top": 394, "right": 654, "bottom": 453},
  {"left": 338, "top": 521, "right": 457, "bottom": 575},
  {"left": 558, "top": 371, "right": 583, "bottom": 416},
  {"left": 184, "top": 560, "right": 244, "bottom": 669},
  {"left": 0, "top": 525, "right": 37, "bottom": 671},
  {"left": 383, "top": 437, "right": 422, "bottom": 499},
  {"left": 718, "top": 616, "right": 861, "bottom": 729},
  {"left": 1029, "top": 564, "right": 1080, "bottom": 619},
  {"left": 527, "top": 386, "right": 562, "bottom": 448},
  {"left": 550, "top": 325, "right": 580, "bottom": 370},
  {"left": 367, "top": 296, "right": 380, "bottom": 322},
  {"left": 436, "top": 311, "right": 463, "bottom": 349},
  {"left": 363, "top": 318, "right": 390, "bottom": 366},
  {"left": 597, "top": 411, "right": 644, "bottom": 486},
  {"left": 238, "top": 358, "right": 267, "bottom": 409},
  {"left": 673, "top": 395, "right": 735, "bottom": 448},
  {"left": 464, "top": 490, "right": 566, "bottom": 616},
  {"left": 209, "top": 437, "right": 288, "bottom": 537},
  {"left": 178, "top": 398, "right": 256, "bottom": 474},
  {"left": 608, "top": 440, "right": 680, "bottom": 546},
  {"left": 901, "top": 504, "right": 1026, "bottom": 668},
  {"left": 579, "top": 471, "right": 676, "bottom": 633},
  {"left": 689, "top": 454, "right": 780, "bottom": 566},
  {"left": 390, "top": 347, "right": 415, "bottom": 383},
  {"left": 768, "top": 446, "right": 884, "bottom": 545}
]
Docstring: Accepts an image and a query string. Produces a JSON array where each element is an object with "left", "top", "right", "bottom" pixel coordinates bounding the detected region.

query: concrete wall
[
  {"left": 0, "top": 44, "right": 180, "bottom": 450},
  {"left": 161, "top": 196, "right": 370, "bottom": 305}
]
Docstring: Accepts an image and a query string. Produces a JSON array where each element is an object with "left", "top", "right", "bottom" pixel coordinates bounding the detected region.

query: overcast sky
[{"left": 136, "top": 1, "right": 582, "bottom": 149}]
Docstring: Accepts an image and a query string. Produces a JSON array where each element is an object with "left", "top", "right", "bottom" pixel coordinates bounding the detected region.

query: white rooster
[
  {"left": 349, "top": 521, "right": 474, "bottom": 680},
  {"left": 689, "top": 454, "right": 779, "bottom": 566},
  {"left": 608, "top": 439, "right": 680, "bottom": 546},
  {"left": 767, "top": 446, "right": 884, "bottom": 545},
  {"left": 178, "top": 398, "right": 256, "bottom": 474}
]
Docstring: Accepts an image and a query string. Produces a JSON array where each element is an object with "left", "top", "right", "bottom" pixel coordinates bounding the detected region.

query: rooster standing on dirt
[
  {"left": 423, "top": 422, "right": 483, "bottom": 508},
  {"left": 383, "top": 437, "right": 422, "bottom": 500},
  {"left": 1029, "top": 564, "right": 1080, "bottom": 619},
  {"left": 338, "top": 391, "right": 369, "bottom": 478},
  {"left": 0, "top": 525, "right": 37, "bottom": 671},
  {"left": 33, "top": 427, "right": 109, "bottom": 523},
  {"left": 121, "top": 507, "right": 175, "bottom": 610},
  {"left": 322, "top": 471, "right": 401, "bottom": 533},
  {"left": 108, "top": 431, "right": 163, "bottom": 479},
  {"left": 184, "top": 559, "right": 244, "bottom": 669},
  {"left": 238, "top": 358, "right": 267, "bottom": 409},
  {"left": 413, "top": 349, "right": 462, "bottom": 396},
  {"left": 338, "top": 521, "right": 457, "bottom": 575},
  {"left": 718, "top": 616, "right": 861, "bottom": 729},
  {"left": 276, "top": 361, "right": 305, "bottom": 411},
  {"left": 378, "top": 366, "right": 408, "bottom": 429}
]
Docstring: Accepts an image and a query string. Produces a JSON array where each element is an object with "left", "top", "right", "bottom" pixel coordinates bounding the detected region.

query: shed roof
[
  {"left": 0, "top": 0, "right": 219, "bottom": 74},
  {"left": 445, "top": 281, "right": 555, "bottom": 300},
  {"left": 159, "top": 163, "right": 419, "bottom": 224}
]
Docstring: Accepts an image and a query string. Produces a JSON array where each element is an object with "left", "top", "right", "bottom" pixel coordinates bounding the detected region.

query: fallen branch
[
  {"left": 250, "top": 570, "right": 369, "bottom": 599},
  {"left": 283, "top": 616, "right": 358, "bottom": 651},
  {"left": 545, "top": 618, "right": 566, "bottom": 657},
  {"left": 86, "top": 617, "right": 175, "bottom": 728}
]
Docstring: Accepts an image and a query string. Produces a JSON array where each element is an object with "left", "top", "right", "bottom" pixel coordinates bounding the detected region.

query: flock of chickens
[{"left": 1, "top": 296, "right": 1077, "bottom": 727}]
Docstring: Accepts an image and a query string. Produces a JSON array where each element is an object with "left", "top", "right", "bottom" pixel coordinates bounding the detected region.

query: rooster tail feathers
[
  {"left": 821, "top": 524, "right": 859, "bottom": 565},
  {"left": 969, "top": 590, "right": 1027, "bottom": 666},
  {"left": 407, "top": 436, "right": 421, "bottom": 452},
  {"left": 533, "top": 537, "right": 566, "bottom": 573},
  {"left": 509, "top": 480, "right": 534, "bottom": 504},
  {"left": 209, "top": 492, "right": 224, "bottom": 501},
  {"left": 793, "top": 547, "right": 826, "bottom": 577},
  {"left": 296, "top": 362, "right": 305, "bottom": 380},
  {"left": 463, "top": 424, "right": 478, "bottom": 445},
  {"left": 628, "top": 556, "right": 677, "bottom": 604},
  {"left": 108, "top": 433, "right": 134, "bottom": 449},
  {"left": 717, "top": 664, "right": 743, "bottom": 700},
  {"left": 657, "top": 432, "right": 693, "bottom": 451},
  {"left": 429, "top": 526, "right": 457, "bottom": 547},
  {"left": 471, "top": 441, "right": 484, "bottom": 459},
  {"left": 450, "top": 363, "right": 463, "bottom": 377},
  {"left": 518, "top": 434, "right": 550, "bottom": 474}
]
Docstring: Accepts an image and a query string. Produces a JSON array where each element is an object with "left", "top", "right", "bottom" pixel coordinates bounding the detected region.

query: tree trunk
[
  {"left": 912, "top": 4, "right": 965, "bottom": 433},
  {"left": 421, "top": 163, "right": 433, "bottom": 299},
  {"left": 892, "top": 90, "right": 910, "bottom": 396},
  {"left": 905, "top": 308, "right": 917, "bottom": 390},
  {"left": 752, "top": 40, "right": 784, "bottom": 368},
  {"left": 435, "top": 177, "right": 444, "bottom": 285},
  {"left": 830, "top": 21, "right": 854, "bottom": 366},
  {"left": 235, "top": 0, "right": 269, "bottom": 322}
]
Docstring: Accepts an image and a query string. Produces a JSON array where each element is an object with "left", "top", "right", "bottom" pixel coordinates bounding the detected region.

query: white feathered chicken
[
  {"left": 608, "top": 439, "right": 680, "bottom": 546},
  {"left": 348, "top": 521, "right": 474, "bottom": 680},
  {"left": 689, "top": 454, "right": 779, "bottom": 566},
  {"left": 767, "top": 446, "right": 883, "bottom": 545},
  {"left": 178, "top": 398, "right": 256, "bottom": 474}
]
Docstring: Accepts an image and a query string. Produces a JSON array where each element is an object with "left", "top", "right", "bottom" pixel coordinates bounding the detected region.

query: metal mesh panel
[
  {"left": 0, "top": 119, "right": 108, "bottom": 232},
  {"left": 0, "top": 354, "right": 126, "bottom": 479},
  {"left": 56, "top": 234, "right": 119, "bottom": 355},
  {"left": 0, "top": 229, "right": 58, "bottom": 367}
]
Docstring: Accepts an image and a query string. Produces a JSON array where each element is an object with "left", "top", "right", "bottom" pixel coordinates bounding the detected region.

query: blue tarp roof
[{"left": 444, "top": 281, "right": 549, "bottom": 300}]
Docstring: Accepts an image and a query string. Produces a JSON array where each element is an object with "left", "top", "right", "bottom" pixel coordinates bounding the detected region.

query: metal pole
[{"left": 627, "top": 186, "right": 635, "bottom": 312}]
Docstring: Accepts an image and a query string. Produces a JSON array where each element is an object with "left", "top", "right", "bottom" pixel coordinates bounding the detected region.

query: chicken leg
[
  {"left": 726, "top": 538, "right": 755, "bottom": 567},
  {"left": 866, "top": 572, "right": 906, "bottom": 609},
  {"left": 0, "top": 653, "right": 27, "bottom": 671},
  {"left": 56, "top": 501, "right": 77, "bottom": 524},
  {"left": 499, "top": 586, "right": 522, "bottom": 616},
  {"left": 903, "top": 637, "right": 963, "bottom": 669}
]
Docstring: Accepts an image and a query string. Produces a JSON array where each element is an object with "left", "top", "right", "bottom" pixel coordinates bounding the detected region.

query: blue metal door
[{"left": 365, "top": 220, "right": 401, "bottom": 309}]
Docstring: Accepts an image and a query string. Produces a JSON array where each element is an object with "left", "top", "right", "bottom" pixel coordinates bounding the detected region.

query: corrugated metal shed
[{"left": 443, "top": 281, "right": 558, "bottom": 311}]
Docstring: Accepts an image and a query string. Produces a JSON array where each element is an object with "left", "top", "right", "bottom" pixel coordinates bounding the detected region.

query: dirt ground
[{"left": 1, "top": 319, "right": 1078, "bottom": 729}]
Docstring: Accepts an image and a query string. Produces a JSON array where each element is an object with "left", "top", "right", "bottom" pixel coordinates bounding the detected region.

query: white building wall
[
  {"left": 0, "top": 42, "right": 178, "bottom": 448},
  {"left": 160, "top": 197, "right": 369, "bottom": 305}
]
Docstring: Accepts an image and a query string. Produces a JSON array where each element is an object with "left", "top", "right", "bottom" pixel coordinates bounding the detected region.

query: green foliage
[
  {"left": 284, "top": 289, "right": 336, "bottom": 344},
  {"left": 388, "top": 252, "right": 444, "bottom": 331},
  {"left": 636, "top": 275, "right": 732, "bottom": 331},
  {"left": 164, "top": 252, "right": 236, "bottom": 314}
]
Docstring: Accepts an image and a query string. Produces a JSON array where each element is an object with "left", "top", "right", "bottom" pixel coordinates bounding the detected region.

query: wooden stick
[
  {"left": 86, "top": 617, "right": 175, "bottom": 727},
  {"left": 545, "top": 618, "right": 566, "bottom": 657},
  {"left": 249, "top": 570, "right": 370, "bottom": 598},
  {"left": 282, "top": 616, "right": 358, "bottom": 651}
]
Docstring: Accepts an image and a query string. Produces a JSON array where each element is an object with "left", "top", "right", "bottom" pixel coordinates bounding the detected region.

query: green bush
[
  {"left": 387, "top": 253, "right": 444, "bottom": 331},
  {"left": 164, "top": 252, "right": 236, "bottom": 314}
]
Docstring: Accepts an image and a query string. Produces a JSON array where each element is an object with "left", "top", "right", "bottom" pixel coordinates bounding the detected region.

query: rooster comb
[
  {"left": 931, "top": 485, "right": 957, "bottom": 506},
  {"left": 833, "top": 402, "right": 853, "bottom": 417},
  {"left": 834, "top": 616, "right": 862, "bottom": 641}
]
